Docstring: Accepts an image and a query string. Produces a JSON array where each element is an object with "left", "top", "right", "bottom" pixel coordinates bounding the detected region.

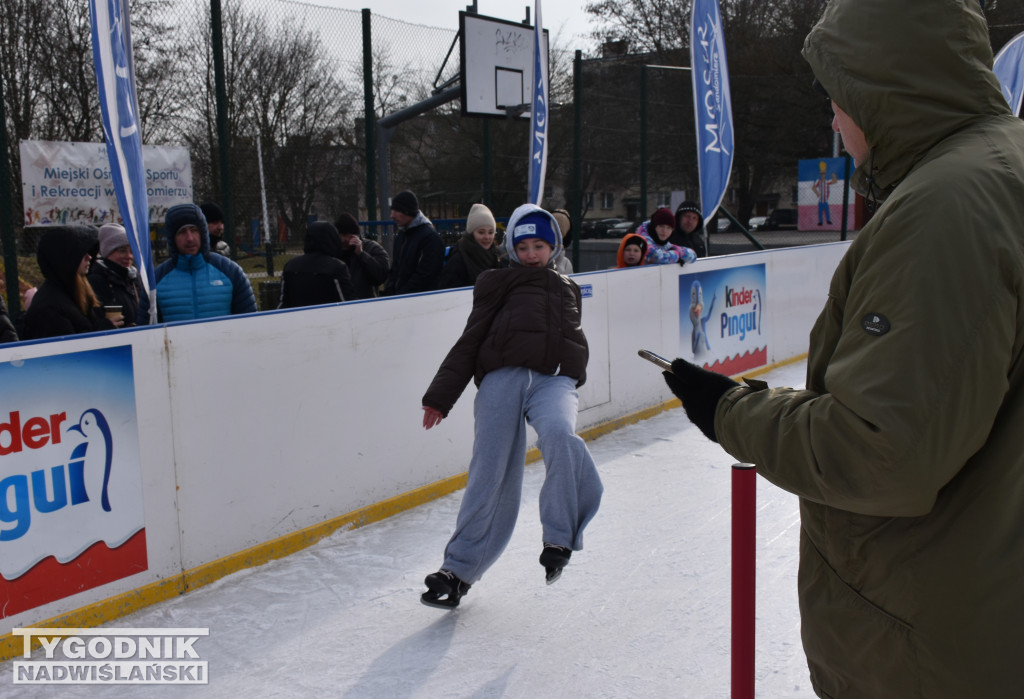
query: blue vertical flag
[
  {"left": 690, "top": 0, "right": 734, "bottom": 232},
  {"left": 527, "top": 0, "right": 549, "bottom": 205},
  {"left": 994, "top": 31, "right": 1024, "bottom": 118},
  {"left": 89, "top": 0, "right": 153, "bottom": 291}
]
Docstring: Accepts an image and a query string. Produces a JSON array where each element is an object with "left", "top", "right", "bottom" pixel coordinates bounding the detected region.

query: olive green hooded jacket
[{"left": 715, "top": 1, "right": 1024, "bottom": 696}]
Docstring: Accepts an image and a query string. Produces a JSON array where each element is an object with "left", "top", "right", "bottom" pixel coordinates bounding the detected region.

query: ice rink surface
[{"left": 2, "top": 361, "right": 814, "bottom": 698}]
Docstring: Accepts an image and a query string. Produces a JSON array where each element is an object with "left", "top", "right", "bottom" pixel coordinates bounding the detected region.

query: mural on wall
[
  {"left": 679, "top": 264, "right": 766, "bottom": 375},
  {"left": 797, "top": 157, "right": 853, "bottom": 231},
  {"left": 0, "top": 346, "right": 147, "bottom": 618}
]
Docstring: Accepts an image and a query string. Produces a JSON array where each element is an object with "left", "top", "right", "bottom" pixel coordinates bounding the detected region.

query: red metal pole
[{"left": 732, "top": 463, "right": 756, "bottom": 699}]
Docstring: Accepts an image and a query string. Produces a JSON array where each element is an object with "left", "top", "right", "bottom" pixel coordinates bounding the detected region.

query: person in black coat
[
  {"left": 88, "top": 223, "right": 147, "bottom": 326},
  {"left": 438, "top": 203, "right": 505, "bottom": 290},
  {"left": 670, "top": 200, "right": 708, "bottom": 258},
  {"left": 22, "top": 225, "right": 116, "bottom": 340},
  {"left": 383, "top": 190, "right": 444, "bottom": 295},
  {"left": 335, "top": 213, "right": 390, "bottom": 299},
  {"left": 278, "top": 221, "right": 355, "bottom": 308}
]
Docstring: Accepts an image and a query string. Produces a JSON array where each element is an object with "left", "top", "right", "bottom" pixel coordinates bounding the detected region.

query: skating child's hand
[
  {"left": 662, "top": 358, "right": 739, "bottom": 442},
  {"left": 422, "top": 406, "right": 444, "bottom": 430}
]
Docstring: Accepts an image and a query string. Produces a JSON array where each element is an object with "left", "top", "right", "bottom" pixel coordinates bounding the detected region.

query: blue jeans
[{"left": 442, "top": 367, "right": 603, "bottom": 583}]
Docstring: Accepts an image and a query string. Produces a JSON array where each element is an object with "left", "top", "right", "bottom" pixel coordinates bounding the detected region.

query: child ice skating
[{"left": 420, "top": 203, "right": 603, "bottom": 609}]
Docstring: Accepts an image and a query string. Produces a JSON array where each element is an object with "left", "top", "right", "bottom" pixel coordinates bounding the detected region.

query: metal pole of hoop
[{"left": 732, "top": 463, "right": 756, "bottom": 699}]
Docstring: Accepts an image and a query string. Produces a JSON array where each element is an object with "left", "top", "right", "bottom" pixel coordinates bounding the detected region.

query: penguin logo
[{"left": 67, "top": 409, "right": 114, "bottom": 512}]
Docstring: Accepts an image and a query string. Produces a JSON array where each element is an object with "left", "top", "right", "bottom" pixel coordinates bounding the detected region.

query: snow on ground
[{"left": 1, "top": 362, "right": 813, "bottom": 698}]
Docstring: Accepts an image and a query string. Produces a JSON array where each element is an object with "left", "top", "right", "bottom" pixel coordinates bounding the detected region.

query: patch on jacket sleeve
[{"left": 860, "top": 313, "right": 891, "bottom": 336}]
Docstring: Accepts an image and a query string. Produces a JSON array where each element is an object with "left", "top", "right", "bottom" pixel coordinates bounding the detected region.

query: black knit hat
[
  {"left": 676, "top": 200, "right": 702, "bottom": 217},
  {"left": 390, "top": 190, "right": 419, "bottom": 216},
  {"left": 335, "top": 213, "right": 361, "bottom": 237},
  {"left": 200, "top": 201, "right": 224, "bottom": 224}
]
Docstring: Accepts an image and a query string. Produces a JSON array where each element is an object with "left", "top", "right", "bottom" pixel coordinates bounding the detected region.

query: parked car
[
  {"left": 607, "top": 220, "right": 638, "bottom": 237},
  {"left": 581, "top": 217, "right": 625, "bottom": 238},
  {"left": 748, "top": 215, "right": 767, "bottom": 230},
  {"left": 761, "top": 209, "right": 798, "bottom": 230}
]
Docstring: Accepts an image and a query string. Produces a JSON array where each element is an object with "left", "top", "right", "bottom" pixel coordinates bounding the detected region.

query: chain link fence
[{"left": 4, "top": 1, "right": 1021, "bottom": 310}]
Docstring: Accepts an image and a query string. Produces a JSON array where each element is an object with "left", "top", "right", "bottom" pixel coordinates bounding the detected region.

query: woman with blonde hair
[{"left": 22, "top": 225, "right": 118, "bottom": 339}]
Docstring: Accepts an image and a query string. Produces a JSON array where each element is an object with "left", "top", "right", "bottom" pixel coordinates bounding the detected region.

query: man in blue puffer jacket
[{"left": 138, "top": 203, "right": 257, "bottom": 323}]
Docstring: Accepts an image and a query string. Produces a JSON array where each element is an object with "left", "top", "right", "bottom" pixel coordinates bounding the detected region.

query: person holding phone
[{"left": 659, "top": 1, "right": 1024, "bottom": 695}]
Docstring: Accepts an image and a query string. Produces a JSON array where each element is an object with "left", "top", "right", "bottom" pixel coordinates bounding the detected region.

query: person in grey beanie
[{"left": 88, "top": 223, "right": 146, "bottom": 326}]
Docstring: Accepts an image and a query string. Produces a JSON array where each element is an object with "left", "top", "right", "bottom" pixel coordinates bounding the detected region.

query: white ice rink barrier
[{"left": 0, "top": 241, "right": 849, "bottom": 653}]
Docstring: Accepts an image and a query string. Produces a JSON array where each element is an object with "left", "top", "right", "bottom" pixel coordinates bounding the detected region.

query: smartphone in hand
[{"left": 638, "top": 349, "right": 673, "bottom": 373}]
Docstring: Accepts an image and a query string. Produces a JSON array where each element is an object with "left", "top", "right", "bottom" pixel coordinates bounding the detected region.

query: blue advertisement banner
[
  {"left": 690, "top": 0, "right": 734, "bottom": 224},
  {"left": 0, "top": 346, "right": 147, "bottom": 617},
  {"left": 679, "top": 264, "right": 767, "bottom": 374}
]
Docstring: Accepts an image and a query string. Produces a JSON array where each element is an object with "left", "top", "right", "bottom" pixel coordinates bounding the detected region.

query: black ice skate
[
  {"left": 539, "top": 543, "right": 572, "bottom": 585},
  {"left": 421, "top": 569, "right": 471, "bottom": 609}
]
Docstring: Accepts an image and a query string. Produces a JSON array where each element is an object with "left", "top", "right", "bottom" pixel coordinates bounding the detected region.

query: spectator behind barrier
[
  {"left": 636, "top": 207, "right": 697, "bottom": 266},
  {"left": 616, "top": 233, "right": 648, "bottom": 268},
  {"left": 549, "top": 208, "right": 574, "bottom": 274},
  {"left": 138, "top": 204, "right": 256, "bottom": 323},
  {"left": 200, "top": 201, "right": 230, "bottom": 256},
  {"left": 21, "top": 225, "right": 117, "bottom": 339},
  {"left": 278, "top": 221, "right": 355, "bottom": 308},
  {"left": 383, "top": 189, "right": 444, "bottom": 295},
  {"left": 0, "top": 293, "right": 18, "bottom": 343},
  {"left": 670, "top": 200, "right": 707, "bottom": 258},
  {"left": 335, "top": 213, "right": 390, "bottom": 299},
  {"left": 438, "top": 203, "right": 505, "bottom": 290},
  {"left": 88, "top": 223, "right": 146, "bottom": 327}
]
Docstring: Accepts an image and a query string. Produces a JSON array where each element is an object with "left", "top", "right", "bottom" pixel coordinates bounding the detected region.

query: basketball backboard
[{"left": 459, "top": 11, "right": 550, "bottom": 119}]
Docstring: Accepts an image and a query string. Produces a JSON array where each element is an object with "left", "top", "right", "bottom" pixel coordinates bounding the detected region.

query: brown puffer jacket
[{"left": 422, "top": 266, "right": 588, "bottom": 417}]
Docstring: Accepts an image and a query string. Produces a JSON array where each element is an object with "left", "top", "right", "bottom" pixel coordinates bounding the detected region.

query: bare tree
[{"left": 584, "top": 0, "right": 831, "bottom": 225}]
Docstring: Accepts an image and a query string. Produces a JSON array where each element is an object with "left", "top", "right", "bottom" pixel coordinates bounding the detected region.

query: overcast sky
[{"left": 316, "top": 0, "right": 596, "bottom": 52}]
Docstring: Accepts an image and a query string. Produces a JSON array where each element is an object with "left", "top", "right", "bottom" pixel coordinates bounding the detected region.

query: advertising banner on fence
[
  {"left": 526, "top": 0, "right": 548, "bottom": 205},
  {"left": 679, "top": 263, "right": 766, "bottom": 375},
  {"left": 690, "top": 0, "right": 734, "bottom": 228},
  {"left": 797, "top": 157, "right": 852, "bottom": 231},
  {"left": 0, "top": 346, "right": 147, "bottom": 619},
  {"left": 20, "top": 140, "right": 192, "bottom": 228}
]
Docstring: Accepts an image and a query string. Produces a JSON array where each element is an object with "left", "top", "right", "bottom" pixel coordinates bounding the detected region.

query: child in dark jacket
[{"left": 419, "top": 204, "right": 603, "bottom": 608}]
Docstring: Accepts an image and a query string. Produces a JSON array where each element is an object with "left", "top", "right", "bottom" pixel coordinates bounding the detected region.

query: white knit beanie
[{"left": 465, "top": 203, "right": 496, "bottom": 234}]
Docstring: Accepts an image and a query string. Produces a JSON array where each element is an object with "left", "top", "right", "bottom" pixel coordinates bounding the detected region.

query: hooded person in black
[
  {"left": 278, "top": 221, "right": 356, "bottom": 308},
  {"left": 22, "top": 225, "right": 116, "bottom": 339},
  {"left": 670, "top": 201, "right": 707, "bottom": 258}
]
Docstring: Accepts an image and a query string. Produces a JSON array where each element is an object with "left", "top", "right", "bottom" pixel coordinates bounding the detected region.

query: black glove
[
  {"left": 677, "top": 258, "right": 687, "bottom": 267},
  {"left": 663, "top": 358, "right": 739, "bottom": 442}
]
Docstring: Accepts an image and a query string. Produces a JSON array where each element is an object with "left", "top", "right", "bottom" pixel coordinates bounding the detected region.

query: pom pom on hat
[
  {"left": 511, "top": 212, "right": 557, "bottom": 247},
  {"left": 98, "top": 223, "right": 130, "bottom": 257},
  {"left": 465, "top": 203, "right": 496, "bottom": 234},
  {"left": 651, "top": 207, "right": 675, "bottom": 228}
]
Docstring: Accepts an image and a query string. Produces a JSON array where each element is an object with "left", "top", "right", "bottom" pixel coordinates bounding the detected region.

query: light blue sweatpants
[{"left": 442, "top": 366, "right": 603, "bottom": 583}]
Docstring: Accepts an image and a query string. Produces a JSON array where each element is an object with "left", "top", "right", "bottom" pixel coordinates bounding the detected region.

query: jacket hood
[
  {"left": 802, "top": 0, "right": 1008, "bottom": 200},
  {"left": 616, "top": 233, "right": 648, "bottom": 268},
  {"left": 37, "top": 225, "right": 99, "bottom": 295},
  {"left": 505, "top": 204, "right": 563, "bottom": 267},
  {"left": 163, "top": 203, "right": 210, "bottom": 260},
  {"left": 304, "top": 221, "right": 345, "bottom": 258}
]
